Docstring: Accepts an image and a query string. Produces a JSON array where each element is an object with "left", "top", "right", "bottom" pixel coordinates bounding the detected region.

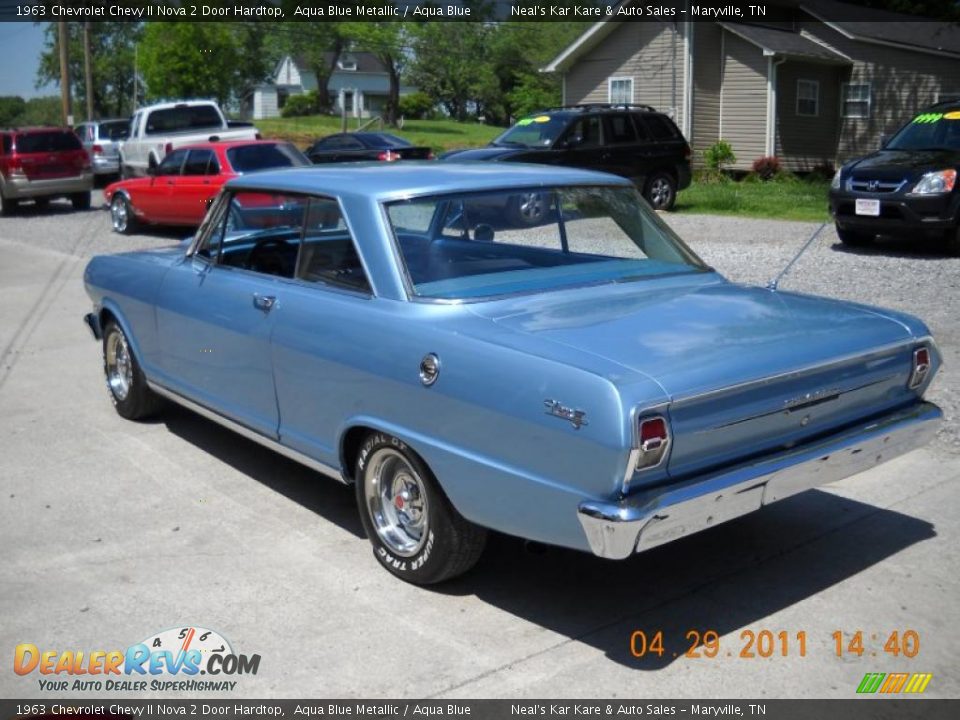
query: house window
[
  {"left": 796, "top": 80, "right": 819, "bottom": 117},
  {"left": 338, "top": 56, "right": 357, "bottom": 71},
  {"left": 608, "top": 77, "right": 634, "bottom": 105},
  {"left": 842, "top": 83, "right": 871, "bottom": 119}
]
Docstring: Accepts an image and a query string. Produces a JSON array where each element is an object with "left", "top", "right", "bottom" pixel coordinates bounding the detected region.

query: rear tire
[
  {"left": 0, "top": 191, "right": 17, "bottom": 216},
  {"left": 355, "top": 432, "right": 487, "bottom": 585},
  {"left": 71, "top": 192, "right": 91, "bottom": 211},
  {"left": 836, "top": 225, "right": 874, "bottom": 247},
  {"left": 946, "top": 226, "right": 960, "bottom": 257},
  {"left": 644, "top": 171, "right": 677, "bottom": 211},
  {"left": 508, "top": 191, "right": 550, "bottom": 226},
  {"left": 102, "top": 320, "right": 163, "bottom": 420}
]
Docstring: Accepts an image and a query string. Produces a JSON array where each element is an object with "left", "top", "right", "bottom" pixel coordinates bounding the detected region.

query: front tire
[
  {"left": 0, "top": 191, "right": 17, "bottom": 216},
  {"left": 110, "top": 194, "right": 139, "bottom": 234},
  {"left": 355, "top": 432, "right": 487, "bottom": 585},
  {"left": 102, "top": 320, "right": 163, "bottom": 420},
  {"left": 945, "top": 225, "right": 960, "bottom": 257},
  {"left": 644, "top": 172, "right": 677, "bottom": 211},
  {"left": 836, "top": 225, "right": 874, "bottom": 247},
  {"left": 508, "top": 191, "right": 549, "bottom": 226}
]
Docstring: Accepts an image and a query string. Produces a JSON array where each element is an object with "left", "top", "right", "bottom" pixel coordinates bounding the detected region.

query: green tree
[
  {"left": 0, "top": 96, "right": 27, "bottom": 127},
  {"left": 139, "top": 23, "right": 242, "bottom": 106},
  {"left": 35, "top": 22, "right": 143, "bottom": 119},
  {"left": 276, "top": 1, "right": 344, "bottom": 111},
  {"left": 409, "top": 21, "right": 493, "bottom": 121}
]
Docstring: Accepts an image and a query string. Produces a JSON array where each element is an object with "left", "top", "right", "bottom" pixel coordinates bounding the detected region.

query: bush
[
  {"left": 808, "top": 162, "right": 836, "bottom": 181},
  {"left": 703, "top": 140, "right": 736, "bottom": 171},
  {"left": 693, "top": 168, "right": 732, "bottom": 185},
  {"left": 398, "top": 92, "right": 435, "bottom": 120},
  {"left": 751, "top": 156, "right": 782, "bottom": 180},
  {"left": 281, "top": 92, "right": 319, "bottom": 118}
]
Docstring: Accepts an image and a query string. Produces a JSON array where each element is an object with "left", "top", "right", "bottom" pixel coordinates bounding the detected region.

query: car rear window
[
  {"left": 642, "top": 115, "right": 680, "bottom": 141},
  {"left": 98, "top": 120, "right": 130, "bottom": 141},
  {"left": 1, "top": 135, "right": 10, "bottom": 154},
  {"left": 14, "top": 131, "right": 82, "bottom": 153},
  {"left": 226, "top": 143, "right": 310, "bottom": 173},
  {"left": 145, "top": 105, "right": 222, "bottom": 135}
]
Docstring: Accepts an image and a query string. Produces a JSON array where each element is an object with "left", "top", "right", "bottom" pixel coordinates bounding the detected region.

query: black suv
[
  {"left": 442, "top": 105, "right": 692, "bottom": 211},
  {"left": 829, "top": 100, "right": 960, "bottom": 255}
]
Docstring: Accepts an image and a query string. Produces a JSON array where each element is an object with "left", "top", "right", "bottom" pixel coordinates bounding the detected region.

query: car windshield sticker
[
  {"left": 516, "top": 118, "right": 533, "bottom": 126},
  {"left": 533, "top": 115, "right": 551, "bottom": 123},
  {"left": 912, "top": 112, "right": 960, "bottom": 123}
]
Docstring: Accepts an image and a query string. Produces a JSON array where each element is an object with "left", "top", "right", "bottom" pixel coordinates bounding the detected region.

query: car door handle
[{"left": 252, "top": 294, "right": 276, "bottom": 312}]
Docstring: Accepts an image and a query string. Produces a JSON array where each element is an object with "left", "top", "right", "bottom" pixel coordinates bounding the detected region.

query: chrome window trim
[
  {"left": 146, "top": 381, "right": 346, "bottom": 484},
  {"left": 671, "top": 336, "right": 933, "bottom": 408}
]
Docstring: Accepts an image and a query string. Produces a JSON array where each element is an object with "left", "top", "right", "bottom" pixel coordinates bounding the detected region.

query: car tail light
[
  {"left": 427, "top": 151, "right": 435, "bottom": 160},
  {"left": 909, "top": 347, "right": 931, "bottom": 389},
  {"left": 636, "top": 415, "right": 670, "bottom": 470},
  {"left": 377, "top": 150, "right": 399, "bottom": 162},
  {"left": 7, "top": 158, "right": 25, "bottom": 178},
  {"left": 92, "top": 144, "right": 103, "bottom": 155}
]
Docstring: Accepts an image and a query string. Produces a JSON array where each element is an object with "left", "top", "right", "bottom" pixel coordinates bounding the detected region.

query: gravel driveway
[{"left": 2, "top": 192, "right": 957, "bottom": 454}]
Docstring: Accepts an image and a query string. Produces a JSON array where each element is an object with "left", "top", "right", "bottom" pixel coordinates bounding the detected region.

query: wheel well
[
  {"left": 98, "top": 307, "right": 118, "bottom": 332},
  {"left": 340, "top": 425, "right": 376, "bottom": 483}
]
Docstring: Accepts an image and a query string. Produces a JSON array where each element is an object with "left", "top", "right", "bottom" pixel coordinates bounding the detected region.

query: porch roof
[{"left": 719, "top": 23, "right": 850, "bottom": 64}]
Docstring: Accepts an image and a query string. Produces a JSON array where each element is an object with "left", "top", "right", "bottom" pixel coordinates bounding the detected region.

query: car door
[
  {"left": 270, "top": 196, "right": 376, "bottom": 465},
  {"left": 602, "top": 112, "right": 645, "bottom": 180},
  {"left": 134, "top": 148, "right": 187, "bottom": 222},
  {"left": 553, "top": 114, "right": 606, "bottom": 172},
  {"left": 153, "top": 189, "right": 308, "bottom": 437},
  {"left": 173, "top": 148, "right": 221, "bottom": 225},
  {"left": 637, "top": 113, "right": 684, "bottom": 180}
]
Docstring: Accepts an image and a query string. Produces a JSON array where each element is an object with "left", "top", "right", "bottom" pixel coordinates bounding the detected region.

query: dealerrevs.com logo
[{"left": 13, "top": 626, "right": 261, "bottom": 692}]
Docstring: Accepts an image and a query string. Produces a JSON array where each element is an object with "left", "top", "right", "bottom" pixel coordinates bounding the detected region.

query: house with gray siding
[
  {"left": 244, "top": 52, "right": 415, "bottom": 120},
  {"left": 544, "top": 0, "right": 960, "bottom": 171}
]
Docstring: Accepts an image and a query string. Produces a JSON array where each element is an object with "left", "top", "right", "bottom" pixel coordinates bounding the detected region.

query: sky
[{"left": 0, "top": 23, "right": 58, "bottom": 98}]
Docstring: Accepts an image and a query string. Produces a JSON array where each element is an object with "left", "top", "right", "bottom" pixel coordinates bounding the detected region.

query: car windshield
[
  {"left": 492, "top": 114, "right": 570, "bottom": 148},
  {"left": 15, "top": 131, "right": 81, "bottom": 153},
  {"left": 885, "top": 110, "right": 960, "bottom": 151},
  {"left": 98, "top": 120, "right": 130, "bottom": 141},
  {"left": 145, "top": 105, "right": 222, "bottom": 135},
  {"left": 385, "top": 185, "right": 708, "bottom": 300},
  {"left": 226, "top": 143, "right": 311, "bottom": 173}
]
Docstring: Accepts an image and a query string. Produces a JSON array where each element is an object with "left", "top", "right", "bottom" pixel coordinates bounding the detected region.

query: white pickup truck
[{"left": 119, "top": 100, "right": 260, "bottom": 177}]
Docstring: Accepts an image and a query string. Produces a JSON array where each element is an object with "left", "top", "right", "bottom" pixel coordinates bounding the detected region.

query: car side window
[
  {"left": 193, "top": 193, "right": 230, "bottom": 261},
  {"left": 183, "top": 149, "right": 215, "bottom": 176},
  {"left": 296, "top": 197, "right": 371, "bottom": 294},
  {"left": 219, "top": 191, "right": 307, "bottom": 279},
  {"left": 642, "top": 115, "right": 679, "bottom": 141},
  {"left": 564, "top": 116, "right": 602, "bottom": 147},
  {"left": 605, "top": 114, "right": 638, "bottom": 144},
  {"left": 157, "top": 149, "right": 187, "bottom": 176}
]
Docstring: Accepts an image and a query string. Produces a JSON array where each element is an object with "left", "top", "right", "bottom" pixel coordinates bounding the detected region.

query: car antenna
[{"left": 766, "top": 221, "right": 827, "bottom": 292}]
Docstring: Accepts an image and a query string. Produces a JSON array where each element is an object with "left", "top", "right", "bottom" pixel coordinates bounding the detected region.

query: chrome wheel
[
  {"left": 647, "top": 176, "right": 674, "bottom": 210},
  {"left": 111, "top": 196, "right": 129, "bottom": 233},
  {"left": 363, "top": 448, "right": 429, "bottom": 557},
  {"left": 105, "top": 328, "right": 133, "bottom": 402},
  {"left": 513, "top": 192, "right": 547, "bottom": 225}
]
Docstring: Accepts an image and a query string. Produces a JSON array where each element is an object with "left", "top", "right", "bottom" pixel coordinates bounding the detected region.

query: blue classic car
[{"left": 83, "top": 163, "right": 942, "bottom": 584}]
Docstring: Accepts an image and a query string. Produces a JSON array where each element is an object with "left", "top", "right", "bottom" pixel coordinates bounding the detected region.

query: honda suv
[
  {"left": 0, "top": 127, "right": 93, "bottom": 215},
  {"left": 441, "top": 104, "right": 692, "bottom": 211},
  {"left": 829, "top": 100, "right": 960, "bottom": 255}
]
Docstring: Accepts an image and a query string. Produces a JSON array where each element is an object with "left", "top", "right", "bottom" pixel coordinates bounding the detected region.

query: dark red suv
[{"left": 0, "top": 127, "right": 93, "bottom": 215}]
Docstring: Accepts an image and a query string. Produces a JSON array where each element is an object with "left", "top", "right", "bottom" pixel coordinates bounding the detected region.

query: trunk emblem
[
  {"left": 784, "top": 387, "right": 841, "bottom": 412},
  {"left": 544, "top": 399, "right": 588, "bottom": 429}
]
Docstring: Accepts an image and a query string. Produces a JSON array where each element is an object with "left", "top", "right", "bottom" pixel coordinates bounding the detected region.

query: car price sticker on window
[{"left": 856, "top": 198, "right": 881, "bottom": 216}]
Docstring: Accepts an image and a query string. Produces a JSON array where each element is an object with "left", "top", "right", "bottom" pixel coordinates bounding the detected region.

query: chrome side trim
[
  {"left": 670, "top": 336, "right": 931, "bottom": 408},
  {"left": 578, "top": 401, "right": 942, "bottom": 560},
  {"left": 146, "top": 381, "right": 347, "bottom": 484}
]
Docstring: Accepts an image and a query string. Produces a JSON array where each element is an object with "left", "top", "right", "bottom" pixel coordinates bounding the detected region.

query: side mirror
[
  {"left": 562, "top": 134, "right": 584, "bottom": 150},
  {"left": 147, "top": 165, "right": 157, "bottom": 177}
]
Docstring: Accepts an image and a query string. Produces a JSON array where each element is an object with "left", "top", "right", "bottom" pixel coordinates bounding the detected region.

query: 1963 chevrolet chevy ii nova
[{"left": 83, "top": 163, "right": 942, "bottom": 584}]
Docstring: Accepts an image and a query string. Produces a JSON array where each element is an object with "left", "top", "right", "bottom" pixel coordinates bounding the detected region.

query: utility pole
[
  {"left": 132, "top": 44, "right": 138, "bottom": 112},
  {"left": 58, "top": 21, "right": 72, "bottom": 126},
  {"left": 83, "top": 22, "right": 93, "bottom": 121}
]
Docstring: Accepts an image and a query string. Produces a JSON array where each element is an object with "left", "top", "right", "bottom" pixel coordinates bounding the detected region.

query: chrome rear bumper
[{"left": 577, "top": 401, "right": 942, "bottom": 560}]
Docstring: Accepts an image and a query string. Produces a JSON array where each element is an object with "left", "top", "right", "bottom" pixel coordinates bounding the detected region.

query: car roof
[
  {"left": 137, "top": 100, "right": 219, "bottom": 112},
  {"left": 225, "top": 161, "right": 631, "bottom": 202},
  {"left": 174, "top": 139, "right": 288, "bottom": 152}
]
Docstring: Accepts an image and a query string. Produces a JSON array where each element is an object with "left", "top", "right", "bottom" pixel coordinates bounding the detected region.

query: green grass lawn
[
  {"left": 257, "top": 115, "right": 501, "bottom": 154},
  {"left": 675, "top": 177, "right": 831, "bottom": 222}
]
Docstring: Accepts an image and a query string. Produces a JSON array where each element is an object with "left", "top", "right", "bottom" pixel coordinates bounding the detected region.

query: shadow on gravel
[
  {"left": 159, "top": 403, "right": 365, "bottom": 539},
  {"left": 830, "top": 239, "right": 957, "bottom": 260},
  {"left": 151, "top": 401, "right": 935, "bottom": 672},
  {"left": 436, "top": 489, "right": 935, "bottom": 671}
]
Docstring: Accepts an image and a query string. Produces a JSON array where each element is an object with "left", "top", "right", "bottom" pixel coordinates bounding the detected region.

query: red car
[
  {"left": 0, "top": 127, "right": 93, "bottom": 215},
  {"left": 105, "top": 140, "right": 310, "bottom": 233}
]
